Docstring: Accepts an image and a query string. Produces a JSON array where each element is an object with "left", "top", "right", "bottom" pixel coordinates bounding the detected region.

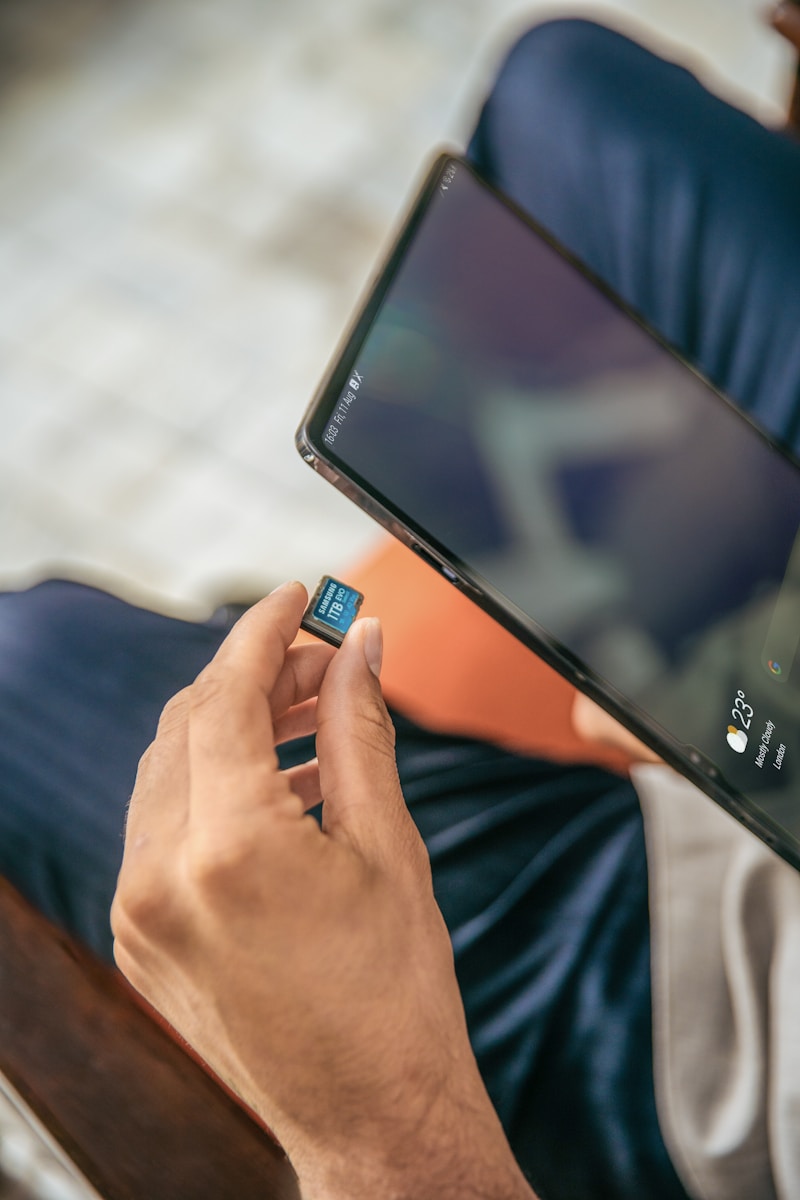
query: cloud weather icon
[{"left": 727, "top": 725, "right": 748, "bottom": 754}]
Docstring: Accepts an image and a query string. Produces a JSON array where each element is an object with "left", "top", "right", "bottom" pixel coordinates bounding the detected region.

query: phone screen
[{"left": 302, "top": 156, "right": 800, "bottom": 853}]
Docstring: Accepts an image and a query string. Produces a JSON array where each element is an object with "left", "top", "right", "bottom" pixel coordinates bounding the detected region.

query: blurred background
[
  {"left": 0, "top": 0, "right": 795, "bottom": 1195},
  {"left": 0, "top": 0, "right": 794, "bottom": 620}
]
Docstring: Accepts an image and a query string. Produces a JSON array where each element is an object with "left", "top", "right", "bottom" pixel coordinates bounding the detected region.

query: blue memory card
[{"left": 300, "top": 576, "right": 364, "bottom": 647}]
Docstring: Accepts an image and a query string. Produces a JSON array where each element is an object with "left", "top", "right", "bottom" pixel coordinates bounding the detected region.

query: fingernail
[
  {"left": 268, "top": 580, "right": 301, "bottom": 597},
  {"left": 360, "top": 617, "right": 383, "bottom": 677}
]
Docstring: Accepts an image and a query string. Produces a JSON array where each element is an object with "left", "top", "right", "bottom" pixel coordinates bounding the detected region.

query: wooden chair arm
[{"left": 0, "top": 878, "right": 299, "bottom": 1200}]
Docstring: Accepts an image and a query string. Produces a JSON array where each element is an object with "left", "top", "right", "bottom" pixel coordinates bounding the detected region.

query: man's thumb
[{"left": 315, "top": 618, "right": 418, "bottom": 866}]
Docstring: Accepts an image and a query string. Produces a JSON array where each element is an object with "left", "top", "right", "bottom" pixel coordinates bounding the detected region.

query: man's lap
[
  {"left": 0, "top": 579, "right": 240, "bottom": 958},
  {"left": 384, "top": 716, "right": 683, "bottom": 1199}
]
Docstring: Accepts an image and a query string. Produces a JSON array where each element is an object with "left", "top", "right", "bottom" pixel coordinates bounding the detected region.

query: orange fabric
[{"left": 335, "top": 537, "right": 631, "bottom": 774}]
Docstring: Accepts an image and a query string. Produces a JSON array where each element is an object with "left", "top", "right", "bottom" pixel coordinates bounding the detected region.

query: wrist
[
  {"left": 291, "top": 1081, "right": 536, "bottom": 1200},
  {"left": 303, "top": 1142, "right": 534, "bottom": 1200},
  {"left": 301, "top": 1151, "right": 533, "bottom": 1200}
]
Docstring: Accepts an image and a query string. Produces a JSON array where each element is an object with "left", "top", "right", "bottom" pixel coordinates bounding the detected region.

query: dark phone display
[{"left": 304, "top": 158, "right": 800, "bottom": 852}]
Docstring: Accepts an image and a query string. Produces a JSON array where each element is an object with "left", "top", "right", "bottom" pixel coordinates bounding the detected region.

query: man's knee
[
  {"left": 498, "top": 19, "right": 629, "bottom": 89},
  {"left": 468, "top": 19, "right": 676, "bottom": 286},
  {"left": 484, "top": 19, "right": 657, "bottom": 135}
]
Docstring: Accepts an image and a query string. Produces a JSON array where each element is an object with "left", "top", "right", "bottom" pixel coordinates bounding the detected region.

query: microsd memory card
[{"left": 300, "top": 576, "right": 364, "bottom": 647}]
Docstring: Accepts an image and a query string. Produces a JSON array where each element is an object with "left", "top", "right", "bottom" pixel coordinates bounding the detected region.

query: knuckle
[
  {"left": 189, "top": 671, "right": 262, "bottom": 743},
  {"left": 189, "top": 671, "right": 232, "bottom": 717},
  {"left": 110, "top": 883, "right": 165, "bottom": 945},
  {"left": 356, "top": 692, "right": 397, "bottom": 755},
  {"left": 156, "top": 688, "right": 191, "bottom": 737},
  {"left": 186, "top": 831, "right": 249, "bottom": 890},
  {"left": 112, "top": 871, "right": 165, "bottom": 931},
  {"left": 190, "top": 667, "right": 250, "bottom": 710}
]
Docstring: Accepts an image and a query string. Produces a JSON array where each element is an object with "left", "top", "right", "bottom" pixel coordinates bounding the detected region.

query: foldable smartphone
[{"left": 296, "top": 153, "right": 800, "bottom": 869}]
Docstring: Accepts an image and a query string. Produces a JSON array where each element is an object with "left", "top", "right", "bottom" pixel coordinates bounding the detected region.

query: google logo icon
[{"left": 768, "top": 660, "right": 782, "bottom": 676}]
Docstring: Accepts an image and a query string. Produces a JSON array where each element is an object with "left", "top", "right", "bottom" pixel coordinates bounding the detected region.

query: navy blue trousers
[{"left": 3, "top": 20, "right": 800, "bottom": 1200}]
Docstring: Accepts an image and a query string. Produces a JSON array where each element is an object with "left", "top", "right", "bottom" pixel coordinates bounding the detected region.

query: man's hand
[
  {"left": 770, "top": 0, "right": 800, "bottom": 55},
  {"left": 571, "top": 692, "right": 662, "bottom": 764},
  {"left": 112, "top": 582, "right": 533, "bottom": 1200},
  {"left": 768, "top": 1, "right": 800, "bottom": 131}
]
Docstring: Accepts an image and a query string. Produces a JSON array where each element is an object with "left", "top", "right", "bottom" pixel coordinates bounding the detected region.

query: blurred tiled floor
[
  {"left": 0, "top": 0, "right": 793, "bottom": 616},
  {"left": 0, "top": 0, "right": 794, "bottom": 1194}
]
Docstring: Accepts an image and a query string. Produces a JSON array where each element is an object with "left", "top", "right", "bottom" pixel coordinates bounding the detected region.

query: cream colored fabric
[{"left": 633, "top": 765, "right": 800, "bottom": 1200}]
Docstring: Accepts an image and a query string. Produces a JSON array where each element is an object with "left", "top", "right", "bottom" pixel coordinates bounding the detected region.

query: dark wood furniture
[{"left": 0, "top": 879, "right": 299, "bottom": 1200}]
